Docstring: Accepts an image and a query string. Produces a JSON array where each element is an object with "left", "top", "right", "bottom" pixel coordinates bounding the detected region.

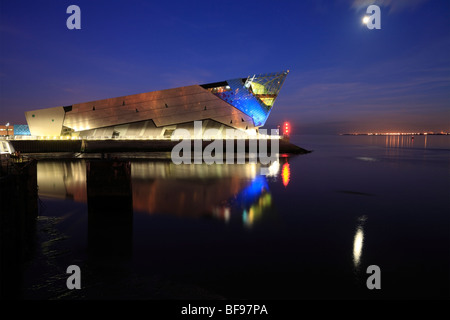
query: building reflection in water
[
  {"left": 36, "top": 159, "right": 283, "bottom": 227},
  {"left": 131, "top": 162, "right": 258, "bottom": 220},
  {"left": 353, "top": 215, "right": 367, "bottom": 270},
  {"left": 234, "top": 175, "right": 271, "bottom": 227},
  {"left": 37, "top": 161, "right": 87, "bottom": 202}
]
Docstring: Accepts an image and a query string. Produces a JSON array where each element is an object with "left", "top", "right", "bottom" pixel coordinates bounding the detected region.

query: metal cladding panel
[
  {"left": 152, "top": 96, "right": 254, "bottom": 129},
  {"left": 64, "top": 85, "right": 214, "bottom": 130},
  {"left": 62, "top": 85, "right": 255, "bottom": 132},
  {"left": 25, "top": 106, "right": 65, "bottom": 136}
]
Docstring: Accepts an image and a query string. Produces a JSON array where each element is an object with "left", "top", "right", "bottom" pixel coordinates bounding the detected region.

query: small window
[
  {"left": 230, "top": 120, "right": 233, "bottom": 124},
  {"left": 241, "top": 118, "right": 244, "bottom": 122},
  {"left": 136, "top": 108, "right": 139, "bottom": 112},
  {"left": 163, "top": 129, "right": 175, "bottom": 138},
  {"left": 93, "top": 106, "right": 95, "bottom": 110},
  {"left": 204, "top": 106, "right": 207, "bottom": 110},
  {"left": 165, "top": 103, "right": 169, "bottom": 108},
  {"left": 32, "top": 114, "right": 35, "bottom": 118},
  {"left": 122, "top": 101, "right": 125, "bottom": 106}
]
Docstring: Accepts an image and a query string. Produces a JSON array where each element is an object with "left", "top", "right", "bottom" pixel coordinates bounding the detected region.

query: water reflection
[
  {"left": 37, "top": 160, "right": 280, "bottom": 227},
  {"left": 86, "top": 160, "right": 133, "bottom": 261},
  {"left": 353, "top": 216, "right": 367, "bottom": 269},
  {"left": 260, "top": 160, "right": 280, "bottom": 177},
  {"left": 281, "top": 161, "right": 290, "bottom": 187},
  {"left": 235, "top": 175, "right": 272, "bottom": 227},
  {"left": 384, "top": 135, "right": 419, "bottom": 149},
  {"left": 37, "top": 161, "right": 87, "bottom": 201},
  {"left": 131, "top": 162, "right": 262, "bottom": 222}
]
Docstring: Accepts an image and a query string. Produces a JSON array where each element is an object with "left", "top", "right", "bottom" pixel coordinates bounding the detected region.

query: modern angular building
[{"left": 24, "top": 71, "right": 288, "bottom": 138}]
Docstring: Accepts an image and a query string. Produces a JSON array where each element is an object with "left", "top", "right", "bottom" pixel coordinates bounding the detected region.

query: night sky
[{"left": 1, "top": 0, "right": 449, "bottom": 134}]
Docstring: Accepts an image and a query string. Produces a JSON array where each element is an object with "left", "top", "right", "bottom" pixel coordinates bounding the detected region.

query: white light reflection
[
  {"left": 353, "top": 227, "right": 364, "bottom": 267},
  {"left": 259, "top": 155, "right": 281, "bottom": 177},
  {"left": 353, "top": 216, "right": 367, "bottom": 268},
  {"left": 266, "top": 160, "right": 280, "bottom": 177}
]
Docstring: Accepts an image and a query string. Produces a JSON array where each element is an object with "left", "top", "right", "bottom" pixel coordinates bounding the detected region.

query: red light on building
[{"left": 283, "top": 122, "right": 290, "bottom": 136}]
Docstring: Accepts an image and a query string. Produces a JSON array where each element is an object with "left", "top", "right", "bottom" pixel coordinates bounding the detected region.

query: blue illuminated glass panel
[
  {"left": 13, "top": 125, "right": 31, "bottom": 135},
  {"left": 211, "top": 71, "right": 288, "bottom": 127}
]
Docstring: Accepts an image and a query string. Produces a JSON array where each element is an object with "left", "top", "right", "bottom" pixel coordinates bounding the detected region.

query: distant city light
[{"left": 340, "top": 132, "right": 449, "bottom": 136}]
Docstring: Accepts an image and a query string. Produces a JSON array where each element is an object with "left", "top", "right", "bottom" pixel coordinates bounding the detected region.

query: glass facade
[
  {"left": 208, "top": 71, "right": 289, "bottom": 127},
  {"left": 13, "top": 124, "right": 31, "bottom": 135}
]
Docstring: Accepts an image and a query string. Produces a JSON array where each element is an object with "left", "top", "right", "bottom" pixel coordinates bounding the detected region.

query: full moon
[{"left": 362, "top": 16, "right": 370, "bottom": 24}]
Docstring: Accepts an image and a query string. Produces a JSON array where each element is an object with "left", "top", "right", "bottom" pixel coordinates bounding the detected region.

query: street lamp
[{"left": 5, "top": 123, "right": 10, "bottom": 137}]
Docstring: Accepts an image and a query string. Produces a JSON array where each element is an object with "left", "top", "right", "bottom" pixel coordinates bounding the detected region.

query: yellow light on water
[{"left": 281, "top": 162, "right": 290, "bottom": 187}]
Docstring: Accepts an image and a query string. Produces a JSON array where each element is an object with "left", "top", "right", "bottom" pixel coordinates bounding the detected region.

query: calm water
[{"left": 15, "top": 135, "right": 450, "bottom": 299}]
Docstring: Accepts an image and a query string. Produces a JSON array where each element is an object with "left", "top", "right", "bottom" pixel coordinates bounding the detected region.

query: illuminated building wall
[{"left": 24, "top": 71, "right": 288, "bottom": 138}]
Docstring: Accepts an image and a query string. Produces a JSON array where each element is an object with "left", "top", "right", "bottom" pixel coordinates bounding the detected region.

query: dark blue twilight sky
[{"left": 0, "top": 0, "right": 449, "bottom": 134}]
